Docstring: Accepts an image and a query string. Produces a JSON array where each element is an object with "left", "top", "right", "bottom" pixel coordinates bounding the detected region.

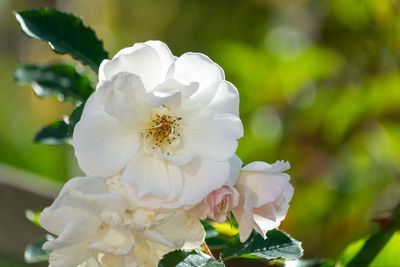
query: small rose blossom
[
  {"left": 189, "top": 185, "right": 239, "bottom": 223},
  {"left": 72, "top": 40, "right": 243, "bottom": 209},
  {"left": 232, "top": 161, "right": 294, "bottom": 242}
]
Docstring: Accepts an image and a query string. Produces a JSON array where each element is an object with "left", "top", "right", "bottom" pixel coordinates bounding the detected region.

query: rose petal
[
  {"left": 253, "top": 183, "right": 293, "bottom": 237},
  {"left": 43, "top": 216, "right": 100, "bottom": 250},
  {"left": 45, "top": 176, "right": 109, "bottom": 210},
  {"left": 170, "top": 157, "right": 235, "bottom": 208},
  {"left": 184, "top": 114, "right": 243, "bottom": 161},
  {"left": 144, "top": 90, "right": 181, "bottom": 110},
  {"left": 134, "top": 237, "right": 173, "bottom": 267},
  {"left": 239, "top": 161, "right": 291, "bottom": 207},
  {"left": 144, "top": 41, "right": 175, "bottom": 79},
  {"left": 100, "top": 251, "right": 138, "bottom": 267},
  {"left": 69, "top": 190, "right": 126, "bottom": 214},
  {"left": 123, "top": 150, "right": 183, "bottom": 200},
  {"left": 203, "top": 81, "right": 239, "bottom": 116},
  {"left": 48, "top": 243, "right": 89, "bottom": 267},
  {"left": 173, "top": 52, "right": 225, "bottom": 91},
  {"left": 39, "top": 177, "right": 110, "bottom": 233},
  {"left": 226, "top": 155, "right": 242, "bottom": 186},
  {"left": 89, "top": 227, "right": 135, "bottom": 256},
  {"left": 40, "top": 207, "right": 89, "bottom": 236},
  {"left": 232, "top": 184, "right": 255, "bottom": 242},
  {"left": 153, "top": 212, "right": 205, "bottom": 249},
  {"left": 183, "top": 80, "right": 239, "bottom": 116},
  {"left": 100, "top": 45, "right": 162, "bottom": 91},
  {"left": 80, "top": 93, "right": 106, "bottom": 120},
  {"left": 73, "top": 114, "right": 140, "bottom": 178},
  {"left": 96, "top": 72, "right": 151, "bottom": 125},
  {"left": 242, "top": 160, "right": 290, "bottom": 173},
  {"left": 154, "top": 79, "right": 199, "bottom": 99}
]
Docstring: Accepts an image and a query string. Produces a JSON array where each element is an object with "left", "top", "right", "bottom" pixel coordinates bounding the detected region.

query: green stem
[{"left": 346, "top": 203, "right": 400, "bottom": 266}]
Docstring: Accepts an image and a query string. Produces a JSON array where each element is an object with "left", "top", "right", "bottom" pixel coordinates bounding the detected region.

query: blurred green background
[{"left": 1, "top": 0, "right": 400, "bottom": 265}]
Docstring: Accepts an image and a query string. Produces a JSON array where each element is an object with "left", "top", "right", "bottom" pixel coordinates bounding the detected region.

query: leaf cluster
[{"left": 14, "top": 8, "right": 106, "bottom": 145}]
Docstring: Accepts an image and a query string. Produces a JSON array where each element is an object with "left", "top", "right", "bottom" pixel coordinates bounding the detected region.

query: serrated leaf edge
[{"left": 14, "top": 8, "right": 108, "bottom": 72}]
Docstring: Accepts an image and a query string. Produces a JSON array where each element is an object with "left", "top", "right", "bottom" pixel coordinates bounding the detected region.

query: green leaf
[
  {"left": 15, "top": 63, "right": 94, "bottom": 104},
  {"left": 25, "top": 210, "right": 41, "bottom": 227},
  {"left": 24, "top": 235, "right": 53, "bottom": 263},
  {"left": 67, "top": 103, "right": 84, "bottom": 135},
  {"left": 34, "top": 120, "right": 69, "bottom": 145},
  {"left": 158, "top": 250, "right": 225, "bottom": 267},
  {"left": 220, "top": 229, "right": 303, "bottom": 261},
  {"left": 202, "top": 220, "right": 236, "bottom": 249},
  {"left": 33, "top": 100, "right": 87, "bottom": 145},
  {"left": 14, "top": 8, "right": 108, "bottom": 72}
]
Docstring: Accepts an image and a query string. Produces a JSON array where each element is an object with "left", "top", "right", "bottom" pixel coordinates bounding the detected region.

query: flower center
[{"left": 144, "top": 105, "right": 182, "bottom": 155}]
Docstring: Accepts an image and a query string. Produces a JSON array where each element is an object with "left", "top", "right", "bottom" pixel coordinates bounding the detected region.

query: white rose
[
  {"left": 232, "top": 161, "right": 294, "bottom": 242},
  {"left": 39, "top": 176, "right": 205, "bottom": 267},
  {"left": 72, "top": 40, "right": 243, "bottom": 209}
]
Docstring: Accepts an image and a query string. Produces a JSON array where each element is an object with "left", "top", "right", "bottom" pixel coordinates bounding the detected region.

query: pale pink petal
[
  {"left": 239, "top": 161, "right": 291, "bottom": 207},
  {"left": 233, "top": 184, "right": 255, "bottom": 242},
  {"left": 187, "top": 198, "right": 210, "bottom": 220},
  {"left": 253, "top": 183, "right": 294, "bottom": 238}
]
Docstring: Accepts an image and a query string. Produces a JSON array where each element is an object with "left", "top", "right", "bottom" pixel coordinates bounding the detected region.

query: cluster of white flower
[{"left": 39, "top": 41, "right": 294, "bottom": 267}]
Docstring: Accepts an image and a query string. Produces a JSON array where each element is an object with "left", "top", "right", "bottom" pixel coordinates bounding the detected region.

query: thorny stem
[{"left": 203, "top": 241, "right": 216, "bottom": 260}]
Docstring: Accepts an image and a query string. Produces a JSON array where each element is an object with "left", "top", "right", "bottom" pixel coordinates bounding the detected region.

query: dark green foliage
[
  {"left": 34, "top": 120, "right": 69, "bottom": 145},
  {"left": 15, "top": 63, "right": 93, "bottom": 104},
  {"left": 201, "top": 220, "right": 233, "bottom": 249},
  {"left": 159, "top": 250, "right": 225, "bottom": 267},
  {"left": 14, "top": 62, "right": 90, "bottom": 144},
  {"left": 33, "top": 104, "right": 85, "bottom": 145},
  {"left": 14, "top": 8, "right": 108, "bottom": 72},
  {"left": 68, "top": 104, "right": 84, "bottom": 135},
  {"left": 220, "top": 229, "right": 303, "bottom": 261}
]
